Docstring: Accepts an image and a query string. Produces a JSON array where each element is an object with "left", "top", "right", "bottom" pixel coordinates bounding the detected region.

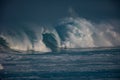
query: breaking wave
[{"left": 0, "top": 17, "right": 120, "bottom": 52}]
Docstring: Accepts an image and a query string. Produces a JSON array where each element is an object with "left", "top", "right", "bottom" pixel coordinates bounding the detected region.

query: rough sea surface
[{"left": 0, "top": 48, "right": 120, "bottom": 80}]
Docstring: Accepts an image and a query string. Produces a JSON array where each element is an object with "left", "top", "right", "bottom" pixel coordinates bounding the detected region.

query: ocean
[
  {"left": 0, "top": 48, "right": 120, "bottom": 80},
  {"left": 1, "top": 0, "right": 120, "bottom": 80}
]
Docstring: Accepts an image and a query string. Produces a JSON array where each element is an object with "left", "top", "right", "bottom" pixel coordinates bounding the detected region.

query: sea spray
[
  {"left": 0, "top": 17, "right": 120, "bottom": 52},
  {"left": 56, "top": 17, "right": 120, "bottom": 48}
]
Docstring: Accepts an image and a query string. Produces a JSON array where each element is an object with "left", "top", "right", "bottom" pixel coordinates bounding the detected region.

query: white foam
[
  {"left": 0, "top": 27, "right": 51, "bottom": 52},
  {"left": 58, "top": 17, "right": 120, "bottom": 48},
  {"left": 0, "top": 17, "right": 120, "bottom": 52}
]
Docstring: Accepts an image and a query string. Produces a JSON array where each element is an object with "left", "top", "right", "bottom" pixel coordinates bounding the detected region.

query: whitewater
[{"left": 0, "top": 17, "right": 120, "bottom": 52}]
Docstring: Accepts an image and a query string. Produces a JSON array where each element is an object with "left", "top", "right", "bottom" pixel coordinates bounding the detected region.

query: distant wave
[{"left": 0, "top": 17, "right": 120, "bottom": 52}]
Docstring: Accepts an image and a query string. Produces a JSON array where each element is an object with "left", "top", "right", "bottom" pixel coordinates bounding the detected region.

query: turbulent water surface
[
  {"left": 1, "top": 17, "right": 120, "bottom": 52},
  {"left": 0, "top": 48, "right": 120, "bottom": 80}
]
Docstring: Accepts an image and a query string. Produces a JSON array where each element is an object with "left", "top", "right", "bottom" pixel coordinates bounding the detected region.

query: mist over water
[
  {"left": 0, "top": 16, "right": 120, "bottom": 52},
  {"left": 56, "top": 17, "right": 120, "bottom": 48}
]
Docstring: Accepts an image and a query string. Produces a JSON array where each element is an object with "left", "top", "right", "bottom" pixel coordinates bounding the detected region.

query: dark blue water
[{"left": 0, "top": 48, "right": 120, "bottom": 80}]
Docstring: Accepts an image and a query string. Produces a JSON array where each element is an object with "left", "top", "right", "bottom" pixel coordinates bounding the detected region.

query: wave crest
[{"left": 0, "top": 17, "right": 120, "bottom": 52}]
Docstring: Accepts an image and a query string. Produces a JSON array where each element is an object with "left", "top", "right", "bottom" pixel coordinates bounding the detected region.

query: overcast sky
[{"left": 0, "top": 0, "right": 120, "bottom": 25}]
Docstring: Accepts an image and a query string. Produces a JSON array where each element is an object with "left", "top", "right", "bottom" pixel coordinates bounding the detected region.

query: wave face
[{"left": 0, "top": 17, "right": 120, "bottom": 52}]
